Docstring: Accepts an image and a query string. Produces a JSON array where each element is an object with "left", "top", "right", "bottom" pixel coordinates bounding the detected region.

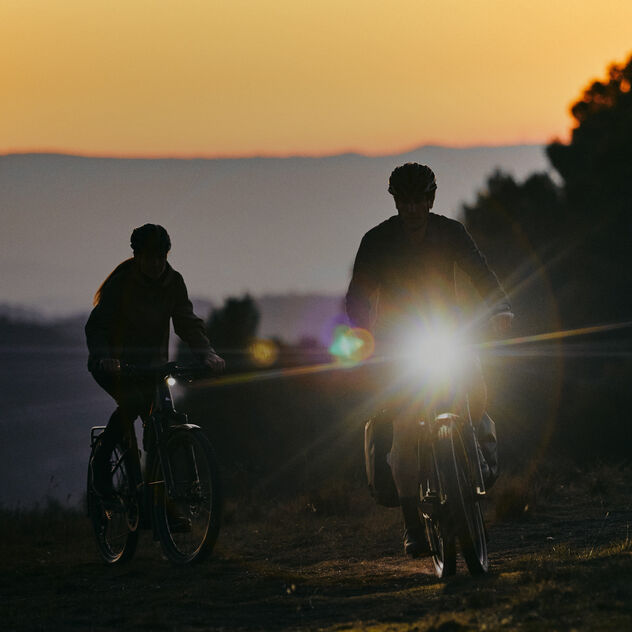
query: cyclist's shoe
[{"left": 404, "top": 527, "right": 432, "bottom": 558}]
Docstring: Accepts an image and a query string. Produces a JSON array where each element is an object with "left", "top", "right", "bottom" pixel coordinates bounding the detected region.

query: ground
[{"left": 2, "top": 465, "right": 631, "bottom": 631}]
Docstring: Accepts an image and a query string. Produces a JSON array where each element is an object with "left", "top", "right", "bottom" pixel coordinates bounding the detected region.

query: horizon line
[{"left": 0, "top": 140, "right": 552, "bottom": 162}]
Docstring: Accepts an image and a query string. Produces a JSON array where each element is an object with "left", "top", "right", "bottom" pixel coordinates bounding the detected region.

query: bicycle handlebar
[{"left": 117, "top": 362, "right": 219, "bottom": 382}]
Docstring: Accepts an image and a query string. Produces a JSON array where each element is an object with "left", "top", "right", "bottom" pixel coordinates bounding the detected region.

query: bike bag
[
  {"left": 475, "top": 412, "right": 499, "bottom": 489},
  {"left": 364, "top": 411, "right": 400, "bottom": 507}
]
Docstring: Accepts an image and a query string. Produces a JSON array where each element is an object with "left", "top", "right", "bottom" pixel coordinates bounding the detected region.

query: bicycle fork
[{"left": 434, "top": 412, "right": 487, "bottom": 496}]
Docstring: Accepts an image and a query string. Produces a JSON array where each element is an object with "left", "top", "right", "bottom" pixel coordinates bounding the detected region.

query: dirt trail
[{"left": 2, "top": 473, "right": 631, "bottom": 631}]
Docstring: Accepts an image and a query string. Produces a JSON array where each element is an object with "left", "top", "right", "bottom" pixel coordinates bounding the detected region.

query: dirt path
[{"left": 2, "top": 472, "right": 631, "bottom": 631}]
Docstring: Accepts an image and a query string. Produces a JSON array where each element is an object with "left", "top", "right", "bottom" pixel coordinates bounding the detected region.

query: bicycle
[
  {"left": 86, "top": 362, "right": 222, "bottom": 565},
  {"left": 418, "top": 409, "right": 489, "bottom": 578},
  {"left": 411, "top": 329, "right": 490, "bottom": 577},
  {"left": 365, "top": 325, "right": 492, "bottom": 578}
]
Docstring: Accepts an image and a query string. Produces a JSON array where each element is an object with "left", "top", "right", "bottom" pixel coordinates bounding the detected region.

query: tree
[
  {"left": 463, "top": 53, "right": 632, "bottom": 461},
  {"left": 547, "top": 54, "right": 632, "bottom": 217},
  {"left": 462, "top": 170, "right": 564, "bottom": 333},
  {"left": 465, "top": 53, "right": 632, "bottom": 328},
  {"left": 206, "top": 294, "right": 260, "bottom": 351},
  {"left": 546, "top": 53, "right": 632, "bottom": 324}
]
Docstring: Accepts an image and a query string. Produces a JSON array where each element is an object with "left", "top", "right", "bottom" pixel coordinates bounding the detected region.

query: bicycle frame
[
  {"left": 87, "top": 362, "right": 222, "bottom": 565},
  {"left": 418, "top": 400, "right": 487, "bottom": 508},
  {"left": 90, "top": 372, "right": 202, "bottom": 514},
  {"left": 144, "top": 376, "right": 201, "bottom": 502}
]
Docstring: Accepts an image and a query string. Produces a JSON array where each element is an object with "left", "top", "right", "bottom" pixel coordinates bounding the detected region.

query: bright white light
[
  {"left": 166, "top": 377, "right": 176, "bottom": 387},
  {"left": 404, "top": 329, "right": 466, "bottom": 377}
]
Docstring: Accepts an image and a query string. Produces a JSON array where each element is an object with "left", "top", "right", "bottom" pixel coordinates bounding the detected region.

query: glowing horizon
[{"left": 2, "top": 1, "right": 632, "bottom": 158}]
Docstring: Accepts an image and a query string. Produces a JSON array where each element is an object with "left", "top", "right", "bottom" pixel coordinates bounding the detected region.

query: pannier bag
[
  {"left": 364, "top": 410, "right": 400, "bottom": 507},
  {"left": 475, "top": 412, "right": 499, "bottom": 489}
]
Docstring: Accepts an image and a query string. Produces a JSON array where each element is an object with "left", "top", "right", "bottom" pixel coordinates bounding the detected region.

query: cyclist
[
  {"left": 346, "top": 163, "right": 513, "bottom": 558},
  {"left": 85, "top": 223, "right": 224, "bottom": 498}
]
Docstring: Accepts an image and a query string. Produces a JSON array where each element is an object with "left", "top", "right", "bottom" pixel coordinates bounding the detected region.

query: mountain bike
[
  {"left": 410, "top": 329, "right": 490, "bottom": 577},
  {"left": 418, "top": 410, "right": 488, "bottom": 578},
  {"left": 86, "top": 362, "right": 222, "bottom": 565},
  {"left": 364, "top": 325, "right": 492, "bottom": 578}
]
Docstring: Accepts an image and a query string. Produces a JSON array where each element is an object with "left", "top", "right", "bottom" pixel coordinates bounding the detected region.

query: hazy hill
[
  {"left": 0, "top": 292, "right": 344, "bottom": 346},
  {"left": 1, "top": 147, "right": 548, "bottom": 316}
]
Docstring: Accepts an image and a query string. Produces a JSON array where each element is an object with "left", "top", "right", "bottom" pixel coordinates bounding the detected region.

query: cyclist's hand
[
  {"left": 99, "top": 358, "right": 121, "bottom": 373},
  {"left": 491, "top": 311, "right": 514, "bottom": 336},
  {"left": 202, "top": 351, "right": 225, "bottom": 374}
]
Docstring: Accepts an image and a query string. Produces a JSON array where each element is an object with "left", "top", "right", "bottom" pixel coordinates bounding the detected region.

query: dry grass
[{"left": 1, "top": 465, "right": 631, "bottom": 631}]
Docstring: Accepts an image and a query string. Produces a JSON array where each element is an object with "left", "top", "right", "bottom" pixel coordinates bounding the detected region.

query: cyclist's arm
[
  {"left": 171, "top": 273, "right": 216, "bottom": 361},
  {"left": 345, "top": 234, "right": 379, "bottom": 330},
  {"left": 85, "top": 279, "right": 121, "bottom": 369},
  {"left": 453, "top": 223, "right": 511, "bottom": 315}
]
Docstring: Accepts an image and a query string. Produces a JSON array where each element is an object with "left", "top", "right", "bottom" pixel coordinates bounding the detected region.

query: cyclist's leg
[
  {"left": 467, "top": 354, "right": 487, "bottom": 424},
  {"left": 390, "top": 411, "right": 419, "bottom": 498},
  {"left": 390, "top": 396, "right": 430, "bottom": 557},
  {"left": 90, "top": 371, "right": 151, "bottom": 495}
]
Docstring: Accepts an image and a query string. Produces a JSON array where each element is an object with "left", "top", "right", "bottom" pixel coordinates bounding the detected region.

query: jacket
[
  {"left": 345, "top": 213, "right": 510, "bottom": 341},
  {"left": 85, "top": 261, "right": 212, "bottom": 370}
]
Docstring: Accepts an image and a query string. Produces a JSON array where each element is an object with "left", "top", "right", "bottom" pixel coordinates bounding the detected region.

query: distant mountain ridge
[{"left": 1, "top": 146, "right": 548, "bottom": 316}]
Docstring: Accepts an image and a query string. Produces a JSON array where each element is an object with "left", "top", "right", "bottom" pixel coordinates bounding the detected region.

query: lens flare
[
  {"left": 249, "top": 338, "right": 279, "bottom": 367},
  {"left": 329, "top": 326, "right": 375, "bottom": 363}
]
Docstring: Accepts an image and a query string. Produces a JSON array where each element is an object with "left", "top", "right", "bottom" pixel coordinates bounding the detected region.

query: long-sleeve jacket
[
  {"left": 345, "top": 213, "right": 510, "bottom": 342},
  {"left": 85, "top": 261, "right": 212, "bottom": 370}
]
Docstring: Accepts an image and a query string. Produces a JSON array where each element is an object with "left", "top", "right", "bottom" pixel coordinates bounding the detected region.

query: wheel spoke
[
  {"left": 87, "top": 442, "right": 139, "bottom": 564},
  {"left": 436, "top": 420, "right": 488, "bottom": 575},
  {"left": 152, "top": 429, "right": 221, "bottom": 564}
]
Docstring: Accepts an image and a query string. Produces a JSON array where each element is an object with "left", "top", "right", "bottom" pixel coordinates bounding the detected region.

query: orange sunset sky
[{"left": 2, "top": 0, "right": 632, "bottom": 158}]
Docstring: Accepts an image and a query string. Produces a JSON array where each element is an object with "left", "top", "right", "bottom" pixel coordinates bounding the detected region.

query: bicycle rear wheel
[
  {"left": 87, "top": 442, "right": 139, "bottom": 564},
  {"left": 152, "top": 428, "right": 222, "bottom": 564},
  {"left": 436, "top": 420, "right": 488, "bottom": 575}
]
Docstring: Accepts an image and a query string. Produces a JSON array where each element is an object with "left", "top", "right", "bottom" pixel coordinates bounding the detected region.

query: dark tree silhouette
[
  {"left": 462, "top": 170, "right": 564, "bottom": 333},
  {"left": 462, "top": 54, "right": 632, "bottom": 461},
  {"left": 465, "top": 53, "right": 632, "bottom": 328},
  {"left": 206, "top": 294, "right": 260, "bottom": 351},
  {"left": 547, "top": 53, "right": 632, "bottom": 324},
  {"left": 548, "top": 54, "right": 632, "bottom": 216}
]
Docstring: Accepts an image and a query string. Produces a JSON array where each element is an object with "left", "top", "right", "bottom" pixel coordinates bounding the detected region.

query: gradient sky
[{"left": 2, "top": 0, "right": 632, "bottom": 157}]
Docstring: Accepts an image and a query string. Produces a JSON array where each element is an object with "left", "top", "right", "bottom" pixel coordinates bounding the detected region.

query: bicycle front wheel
[
  {"left": 151, "top": 428, "right": 222, "bottom": 564},
  {"left": 87, "top": 442, "right": 140, "bottom": 565},
  {"left": 436, "top": 420, "right": 488, "bottom": 575},
  {"left": 424, "top": 511, "right": 456, "bottom": 578}
]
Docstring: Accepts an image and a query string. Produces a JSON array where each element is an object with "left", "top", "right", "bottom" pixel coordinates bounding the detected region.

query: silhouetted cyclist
[
  {"left": 85, "top": 224, "right": 224, "bottom": 498},
  {"left": 346, "top": 163, "right": 513, "bottom": 558}
]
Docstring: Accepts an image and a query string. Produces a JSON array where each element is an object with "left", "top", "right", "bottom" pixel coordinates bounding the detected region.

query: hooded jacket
[{"left": 85, "top": 261, "right": 212, "bottom": 370}]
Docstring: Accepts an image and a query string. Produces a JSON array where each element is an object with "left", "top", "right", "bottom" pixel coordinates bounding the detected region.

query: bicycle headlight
[
  {"left": 402, "top": 328, "right": 467, "bottom": 378},
  {"left": 166, "top": 376, "right": 176, "bottom": 387}
]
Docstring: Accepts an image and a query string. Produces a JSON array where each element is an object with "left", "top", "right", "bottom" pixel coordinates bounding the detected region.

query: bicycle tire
[
  {"left": 436, "top": 420, "right": 488, "bottom": 575},
  {"left": 424, "top": 512, "right": 456, "bottom": 578},
  {"left": 87, "top": 442, "right": 139, "bottom": 564},
  {"left": 151, "top": 428, "right": 222, "bottom": 564}
]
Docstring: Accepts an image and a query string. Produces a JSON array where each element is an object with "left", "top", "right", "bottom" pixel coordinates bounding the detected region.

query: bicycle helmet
[
  {"left": 388, "top": 163, "right": 437, "bottom": 199},
  {"left": 130, "top": 224, "right": 171, "bottom": 254}
]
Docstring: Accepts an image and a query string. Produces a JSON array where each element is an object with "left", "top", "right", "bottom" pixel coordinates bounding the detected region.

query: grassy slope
[{"left": 1, "top": 466, "right": 631, "bottom": 631}]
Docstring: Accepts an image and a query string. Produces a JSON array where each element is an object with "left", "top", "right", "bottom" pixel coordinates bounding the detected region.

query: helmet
[
  {"left": 388, "top": 163, "right": 437, "bottom": 199},
  {"left": 130, "top": 224, "right": 171, "bottom": 254}
]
